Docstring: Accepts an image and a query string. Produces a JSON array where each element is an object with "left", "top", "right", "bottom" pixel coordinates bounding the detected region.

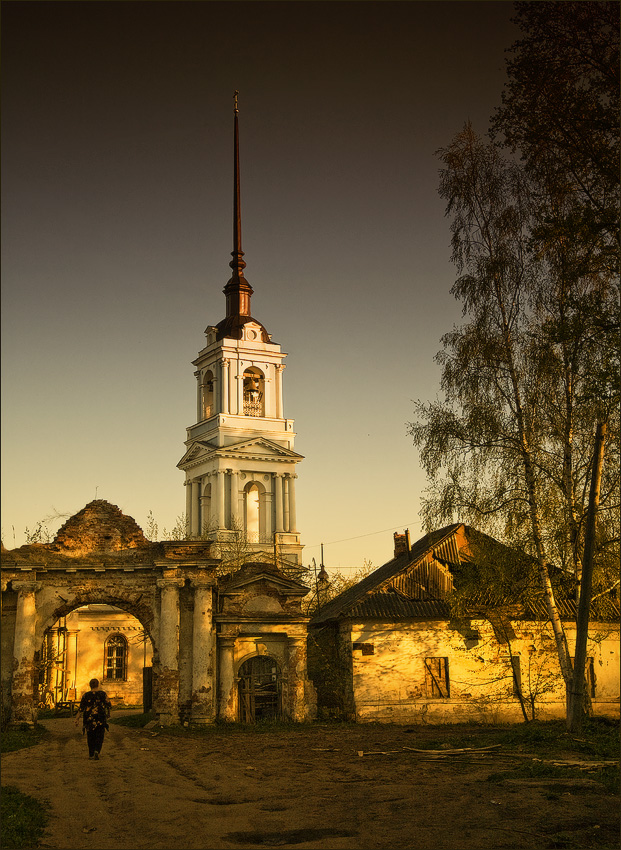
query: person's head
[{"left": 89, "top": 678, "right": 99, "bottom": 691}]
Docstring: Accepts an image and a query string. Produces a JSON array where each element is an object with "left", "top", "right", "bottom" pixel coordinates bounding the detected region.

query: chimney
[{"left": 394, "top": 529, "right": 411, "bottom": 558}]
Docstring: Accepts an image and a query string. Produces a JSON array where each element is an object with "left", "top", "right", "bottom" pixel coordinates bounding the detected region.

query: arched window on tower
[
  {"left": 201, "top": 371, "right": 214, "bottom": 420},
  {"left": 243, "top": 368, "right": 264, "bottom": 417},
  {"left": 104, "top": 634, "right": 128, "bottom": 682},
  {"left": 200, "top": 482, "right": 212, "bottom": 535},
  {"left": 245, "top": 483, "right": 260, "bottom": 541}
]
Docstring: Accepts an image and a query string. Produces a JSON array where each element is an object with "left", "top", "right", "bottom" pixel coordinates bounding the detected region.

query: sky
[{"left": 1, "top": 0, "right": 520, "bottom": 572}]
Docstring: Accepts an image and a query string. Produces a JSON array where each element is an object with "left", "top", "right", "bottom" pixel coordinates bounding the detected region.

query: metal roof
[{"left": 309, "top": 524, "right": 620, "bottom": 625}]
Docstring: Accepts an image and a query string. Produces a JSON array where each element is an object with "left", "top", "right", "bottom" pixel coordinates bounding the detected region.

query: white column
[
  {"left": 191, "top": 479, "right": 201, "bottom": 537},
  {"left": 283, "top": 475, "right": 291, "bottom": 533},
  {"left": 275, "top": 364, "right": 285, "bottom": 419},
  {"left": 195, "top": 371, "right": 202, "bottom": 421},
  {"left": 217, "top": 470, "right": 226, "bottom": 529},
  {"left": 191, "top": 581, "right": 215, "bottom": 723},
  {"left": 237, "top": 370, "right": 244, "bottom": 415},
  {"left": 230, "top": 469, "right": 239, "bottom": 529},
  {"left": 218, "top": 636, "right": 237, "bottom": 721},
  {"left": 221, "top": 359, "right": 230, "bottom": 414},
  {"left": 274, "top": 473, "right": 284, "bottom": 533},
  {"left": 12, "top": 580, "right": 42, "bottom": 724},
  {"left": 288, "top": 473, "right": 298, "bottom": 533},
  {"left": 185, "top": 480, "right": 193, "bottom": 533}
]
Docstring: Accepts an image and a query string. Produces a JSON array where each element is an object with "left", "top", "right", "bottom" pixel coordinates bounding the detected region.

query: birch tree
[{"left": 409, "top": 126, "right": 619, "bottom": 717}]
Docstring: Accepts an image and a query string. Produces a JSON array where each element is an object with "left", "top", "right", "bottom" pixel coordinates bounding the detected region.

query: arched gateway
[{"left": 1, "top": 501, "right": 314, "bottom": 725}]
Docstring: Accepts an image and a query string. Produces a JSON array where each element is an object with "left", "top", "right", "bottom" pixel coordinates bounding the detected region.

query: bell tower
[{"left": 178, "top": 93, "right": 303, "bottom": 567}]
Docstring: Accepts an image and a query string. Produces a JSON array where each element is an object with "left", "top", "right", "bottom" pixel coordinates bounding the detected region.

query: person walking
[{"left": 74, "top": 678, "right": 111, "bottom": 760}]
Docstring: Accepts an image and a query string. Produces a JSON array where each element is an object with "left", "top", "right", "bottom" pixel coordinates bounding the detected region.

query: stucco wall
[
  {"left": 66, "top": 607, "right": 154, "bottom": 705},
  {"left": 346, "top": 619, "right": 620, "bottom": 724}
]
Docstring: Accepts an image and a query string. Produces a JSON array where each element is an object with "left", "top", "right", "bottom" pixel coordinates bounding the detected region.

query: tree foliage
[
  {"left": 409, "top": 3, "right": 620, "bottom": 719},
  {"left": 492, "top": 1, "right": 620, "bottom": 270}
]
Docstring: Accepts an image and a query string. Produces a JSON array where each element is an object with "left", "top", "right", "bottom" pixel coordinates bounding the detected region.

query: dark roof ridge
[{"left": 310, "top": 523, "right": 464, "bottom": 625}]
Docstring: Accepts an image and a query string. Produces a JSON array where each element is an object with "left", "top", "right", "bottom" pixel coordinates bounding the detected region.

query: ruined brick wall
[
  {"left": 52, "top": 500, "right": 150, "bottom": 555},
  {"left": 307, "top": 622, "right": 354, "bottom": 720}
]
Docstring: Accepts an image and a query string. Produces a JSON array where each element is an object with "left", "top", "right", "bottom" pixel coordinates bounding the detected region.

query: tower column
[
  {"left": 283, "top": 475, "right": 290, "bottom": 533},
  {"left": 274, "top": 473, "right": 284, "bottom": 533},
  {"left": 216, "top": 470, "right": 226, "bottom": 529},
  {"left": 275, "top": 364, "right": 285, "bottom": 419},
  {"left": 236, "top": 372, "right": 244, "bottom": 416},
  {"left": 230, "top": 469, "right": 240, "bottom": 529},
  {"left": 191, "top": 479, "right": 201, "bottom": 537},
  {"left": 288, "top": 473, "right": 298, "bottom": 533},
  {"left": 185, "top": 480, "right": 192, "bottom": 534},
  {"left": 221, "top": 359, "right": 230, "bottom": 414}
]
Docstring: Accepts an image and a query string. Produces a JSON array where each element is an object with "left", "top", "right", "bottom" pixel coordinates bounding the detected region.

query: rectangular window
[
  {"left": 352, "top": 642, "right": 374, "bottom": 655},
  {"left": 425, "top": 657, "right": 450, "bottom": 698}
]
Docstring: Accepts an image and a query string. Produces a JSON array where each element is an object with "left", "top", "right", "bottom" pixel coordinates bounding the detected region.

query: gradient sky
[{"left": 2, "top": 1, "right": 519, "bottom": 571}]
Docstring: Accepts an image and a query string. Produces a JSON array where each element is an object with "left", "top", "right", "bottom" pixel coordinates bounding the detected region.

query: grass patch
[
  {"left": 1, "top": 785, "right": 50, "bottom": 849},
  {"left": 1, "top": 725, "right": 48, "bottom": 754},
  {"left": 109, "top": 710, "right": 156, "bottom": 729}
]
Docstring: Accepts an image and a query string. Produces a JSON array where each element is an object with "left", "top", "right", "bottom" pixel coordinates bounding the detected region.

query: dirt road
[{"left": 2, "top": 716, "right": 617, "bottom": 850}]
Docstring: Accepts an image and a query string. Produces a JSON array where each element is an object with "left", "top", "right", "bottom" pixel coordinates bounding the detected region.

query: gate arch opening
[
  {"left": 37, "top": 602, "right": 154, "bottom": 713},
  {"left": 238, "top": 655, "right": 282, "bottom": 722}
]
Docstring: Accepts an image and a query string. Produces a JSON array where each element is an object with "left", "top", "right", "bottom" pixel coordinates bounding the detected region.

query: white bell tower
[{"left": 178, "top": 93, "right": 303, "bottom": 566}]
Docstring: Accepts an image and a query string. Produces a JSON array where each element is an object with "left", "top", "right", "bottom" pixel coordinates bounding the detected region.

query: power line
[{"left": 304, "top": 520, "right": 421, "bottom": 551}]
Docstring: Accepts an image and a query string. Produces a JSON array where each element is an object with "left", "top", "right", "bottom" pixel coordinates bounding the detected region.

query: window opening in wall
[
  {"left": 243, "top": 369, "right": 264, "bottom": 417},
  {"left": 352, "top": 643, "right": 375, "bottom": 655},
  {"left": 424, "top": 657, "right": 450, "bottom": 698},
  {"left": 105, "top": 634, "right": 128, "bottom": 681},
  {"left": 201, "top": 371, "right": 214, "bottom": 420},
  {"left": 238, "top": 656, "right": 282, "bottom": 722},
  {"left": 245, "top": 483, "right": 260, "bottom": 541}
]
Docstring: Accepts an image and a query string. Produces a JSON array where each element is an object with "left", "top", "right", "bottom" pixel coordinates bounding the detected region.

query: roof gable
[{"left": 310, "top": 524, "right": 464, "bottom": 624}]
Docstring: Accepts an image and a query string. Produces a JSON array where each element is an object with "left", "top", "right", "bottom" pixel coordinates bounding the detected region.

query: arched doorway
[
  {"left": 37, "top": 604, "right": 154, "bottom": 711},
  {"left": 238, "top": 656, "right": 282, "bottom": 722}
]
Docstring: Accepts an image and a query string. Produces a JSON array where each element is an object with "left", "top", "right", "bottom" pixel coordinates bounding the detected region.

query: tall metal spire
[
  {"left": 216, "top": 92, "right": 270, "bottom": 342},
  {"left": 224, "top": 90, "right": 253, "bottom": 319}
]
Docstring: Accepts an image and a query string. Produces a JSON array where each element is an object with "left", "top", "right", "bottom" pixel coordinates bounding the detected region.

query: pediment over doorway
[{"left": 217, "top": 562, "right": 310, "bottom": 618}]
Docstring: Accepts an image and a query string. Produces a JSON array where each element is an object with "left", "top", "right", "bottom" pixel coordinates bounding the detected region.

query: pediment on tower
[
  {"left": 216, "top": 437, "right": 303, "bottom": 463},
  {"left": 177, "top": 441, "right": 216, "bottom": 469}
]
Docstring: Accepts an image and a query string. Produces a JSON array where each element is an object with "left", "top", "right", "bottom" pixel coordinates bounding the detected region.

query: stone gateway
[{"left": 1, "top": 500, "right": 315, "bottom": 725}]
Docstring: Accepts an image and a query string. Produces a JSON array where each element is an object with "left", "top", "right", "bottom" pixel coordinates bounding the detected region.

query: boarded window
[
  {"left": 352, "top": 643, "right": 374, "bottom": 655},
  {"left": 425, "top": 657, "right": 449, "bottom": 698}
]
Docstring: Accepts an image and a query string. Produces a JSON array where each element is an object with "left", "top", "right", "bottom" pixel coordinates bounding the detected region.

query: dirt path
[{"left": 2, "top": 718, "right": 618, "bottom": 850}]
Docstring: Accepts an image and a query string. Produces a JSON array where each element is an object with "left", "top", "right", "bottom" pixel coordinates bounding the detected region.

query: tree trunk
[{"left": 567, "top": 421, "right": 607, "bottom": 732}]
